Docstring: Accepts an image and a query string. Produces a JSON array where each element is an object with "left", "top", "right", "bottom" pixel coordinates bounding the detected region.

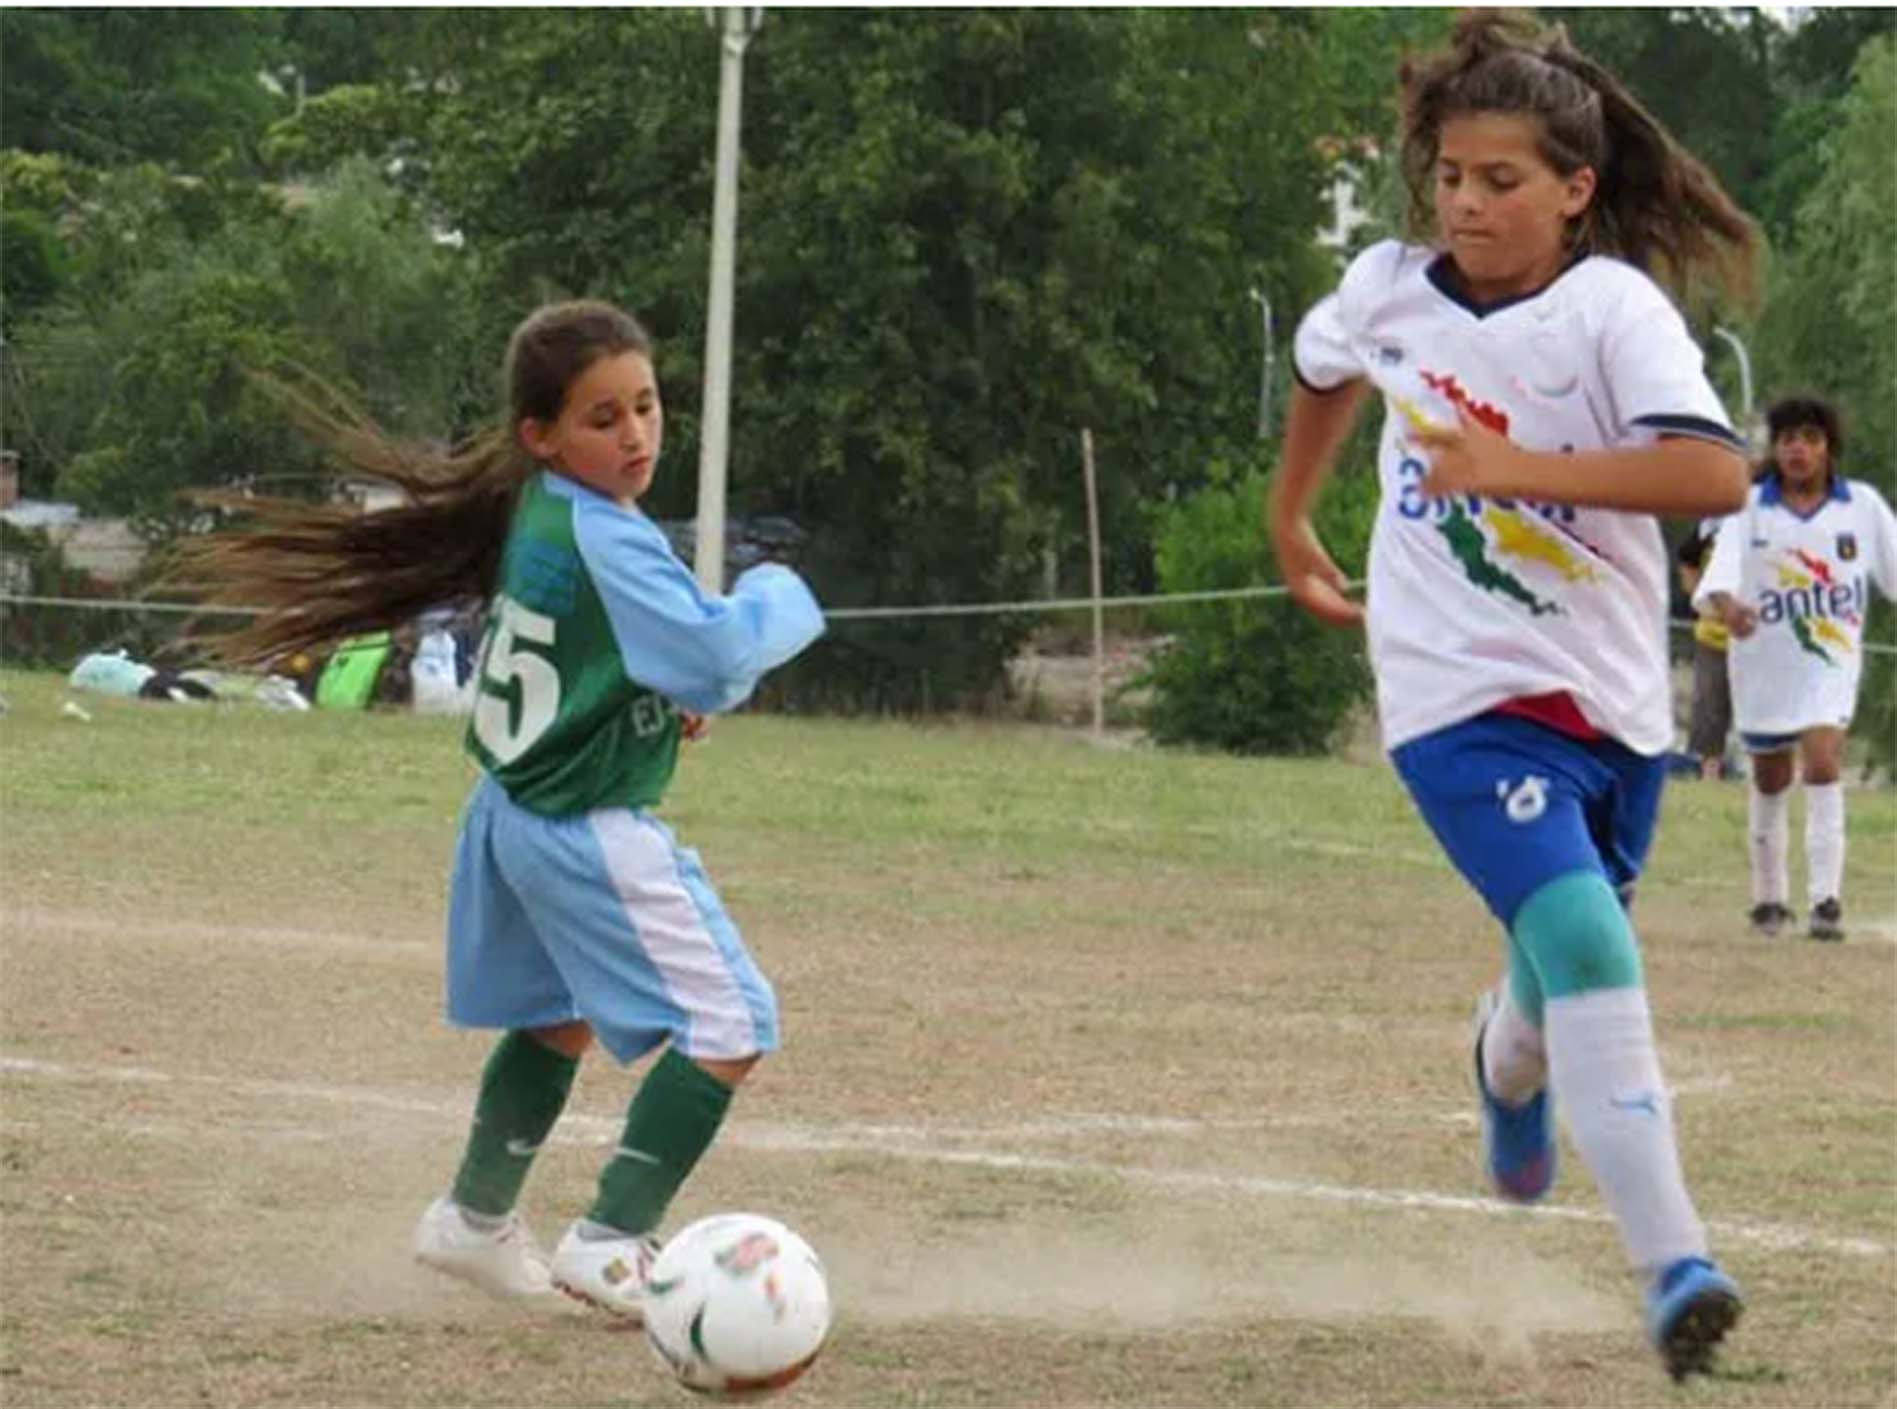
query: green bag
[{"left": 315, "top": 633, "right": 392, "bottom": 710}]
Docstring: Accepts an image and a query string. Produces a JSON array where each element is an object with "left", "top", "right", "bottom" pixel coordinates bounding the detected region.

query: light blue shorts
[{"left": 445, "top": 775, "right": 779, "bottom": 1064}]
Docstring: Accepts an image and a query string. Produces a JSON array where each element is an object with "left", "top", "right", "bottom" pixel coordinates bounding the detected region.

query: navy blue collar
[
  {"left": 1426, "top": 250, "right": 1589, "bottom": 319},
  {"left": 1758, "top": 470, "right": 1849, "bottom": 509}
]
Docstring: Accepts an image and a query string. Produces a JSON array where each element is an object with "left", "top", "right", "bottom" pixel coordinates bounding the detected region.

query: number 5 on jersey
[{"left": 474, "top": 597, "right": 560, "bottom": 763}]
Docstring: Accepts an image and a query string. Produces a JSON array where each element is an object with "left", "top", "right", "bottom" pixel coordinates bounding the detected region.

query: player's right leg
[
  {"left": 495, "top": 803, "right": 778, "bottom": 1322},
  {"left": 416, "top": 778, "right": 587, "bottom": 1300},
  {"left": 1743, "top": 736, "right": 1797, "bottom": 935}
]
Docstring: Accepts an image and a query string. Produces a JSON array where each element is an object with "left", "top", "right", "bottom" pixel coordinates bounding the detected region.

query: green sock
[
  {"left": 588, "top": 1047, "right": 734, "bottom": 1236},
  {"left": 450, "top": 1030, "right": 579, "bottom": 1218}
]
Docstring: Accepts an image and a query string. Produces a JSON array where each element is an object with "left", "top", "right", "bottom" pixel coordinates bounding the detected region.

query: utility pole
[
  {"left": 1249, "top": 287, "right": 1274, "bottom": 440},
  {"left": 693, "top": 7, "right": 763, "bottom": 592}
]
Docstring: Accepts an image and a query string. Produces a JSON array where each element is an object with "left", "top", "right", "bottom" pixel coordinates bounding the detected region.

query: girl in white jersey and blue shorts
[
  {"left": 1693, "top": 395, "right": 1897, "bottom": 941},
  {"left": 1269, "top": 11, "right": 1758, "bottom": 1382}
]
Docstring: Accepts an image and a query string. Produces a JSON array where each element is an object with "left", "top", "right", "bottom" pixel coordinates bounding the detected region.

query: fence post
[{"left": 1081, "top": 427, "right": 1104, "bottom": 736}]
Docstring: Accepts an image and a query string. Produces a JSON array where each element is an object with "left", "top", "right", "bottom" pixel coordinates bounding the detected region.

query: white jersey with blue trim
[
  {"left": 1694, "top": 474, "right": 1897, "bottom": 734},
  {"left": 1293, "top": 240, "right": 1742, "bottom": 755}
]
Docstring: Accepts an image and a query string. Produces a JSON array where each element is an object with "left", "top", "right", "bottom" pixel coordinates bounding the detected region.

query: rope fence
[{"left": 0, "top": 587, "right": 1891, "bottom": 653}]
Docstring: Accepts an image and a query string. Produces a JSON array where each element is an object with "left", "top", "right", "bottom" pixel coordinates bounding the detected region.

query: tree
[
  {"left": 408, "top": 9, "right": 1355, "bottom": 708},
  {"left": 8, "top": 160, "right": 478, "bottom": 536},
  {"left": 1754, "top": 36, "right": 1897, "bottom": 779},
  {"left": 0, "top": 9, "right": 286, "bottom": 173}
]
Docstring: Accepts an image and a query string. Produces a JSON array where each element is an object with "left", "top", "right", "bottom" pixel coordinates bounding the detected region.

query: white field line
[{"left": 2, "top": 1054, "right": 1886, "bottom": 1262}]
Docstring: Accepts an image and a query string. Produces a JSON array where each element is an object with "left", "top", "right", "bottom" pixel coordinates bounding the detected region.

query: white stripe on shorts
[{"left": 586, "top": 809, "right": 758, "bottom": 1060}]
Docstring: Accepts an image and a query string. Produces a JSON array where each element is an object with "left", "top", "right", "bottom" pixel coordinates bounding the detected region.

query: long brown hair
[
  {"left": 1398, "top": 10, "right": 1759, "bottom": 306},
  {"left": 168, "top": 300, "right": 652, "bottom": 666}
]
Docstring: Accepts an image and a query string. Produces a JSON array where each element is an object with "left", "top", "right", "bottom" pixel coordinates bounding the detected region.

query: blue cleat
[
  {"left": 1472, "top": 990, "right": 1555, "bottom": 1202},
  {"left": 1646, "top": 1256, "right": 1743, "bottom": 1381}
]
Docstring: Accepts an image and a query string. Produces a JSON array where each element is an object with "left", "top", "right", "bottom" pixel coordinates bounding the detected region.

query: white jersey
[
  {"left": 1293, "top": 240, "right": 1742, "bottom": 754},
  {"left": 1693, "top": 475, "right": 1897, "bottom": 735}
]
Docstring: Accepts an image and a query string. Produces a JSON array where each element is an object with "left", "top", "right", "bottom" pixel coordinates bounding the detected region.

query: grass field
[{"left": 2, "top": 667, "right": 1893, "bottom": 1408}]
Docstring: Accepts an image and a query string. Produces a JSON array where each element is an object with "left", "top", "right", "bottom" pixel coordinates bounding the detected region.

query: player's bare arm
[
  {"left": 1700, "top": 590, "right": 1758, "bottom": 639},
  {"left": 1268, "top": 378, "right": 1371, "bottom": 628},
  {"left": 1414, "top": 410, "right": 1748, "bottom": 517}
]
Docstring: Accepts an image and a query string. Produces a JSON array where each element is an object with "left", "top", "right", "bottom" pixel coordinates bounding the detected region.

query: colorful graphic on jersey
[
  {"left": 1790, "top": 549, "right": 1834, "bottom": 587},
  {"left": 1483, "top": 504, "right": 1602, "bottom": 584},
  {"left": 1420, "top": 370, "right": 1511, "bottom": 435},
  {"left": 1392, "top": 394, "right": 1442, "bottom": 435},
  {"left": 1766, "top": 549, "right": 1860, "bottom": 666},
  {"left": 1404, "top": 370, "right": 1595, "bottom": 615},
  {"left": 1438, "top": 503, "right": 1560, "bottom": 616}
]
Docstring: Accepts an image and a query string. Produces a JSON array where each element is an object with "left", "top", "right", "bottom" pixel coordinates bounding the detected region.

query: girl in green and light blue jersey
[{"left": 178, "top": 301, "right": 823, "bottom": 1321}]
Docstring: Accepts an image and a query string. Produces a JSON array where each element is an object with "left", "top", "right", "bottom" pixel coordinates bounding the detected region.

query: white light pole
[
  {"left": 694, "top": 7, "right": 763, "bottom": 593},
  {"left": 1712, "top": 325, "right": 1753, "bottom": 423},
  {"left": 1249, "top": 287, "right": 1274, "bottom": 441}
]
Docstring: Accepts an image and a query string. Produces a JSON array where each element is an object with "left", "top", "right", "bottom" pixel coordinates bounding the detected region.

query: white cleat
[
  {"left": 413, "top": 1195, "right": 553, "bottom": 1299},
  {"left": 550, "top": 1224, "right": 659, "bottom": 1322}
]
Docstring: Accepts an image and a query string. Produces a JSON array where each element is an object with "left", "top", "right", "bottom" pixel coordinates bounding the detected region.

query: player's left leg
[
  {"left": 1798, "top": 726, "right": 1849, "bottom": 941},
  {"left": 1542, "top": 744, "right": 1741, "bottom": 1379}
]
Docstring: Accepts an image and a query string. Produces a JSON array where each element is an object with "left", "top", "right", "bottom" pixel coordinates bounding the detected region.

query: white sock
[
  {"left": 1747, "top": 784, "right": 1790, "bottom": 906},
  {"left": 1805, "top": 781, "right": 1846, "bottom": 907},
  {"left": 1482, "top": 982, "right": 1546, "bottom": 1105},
  {"left": 1544, "top": 988, "right": 1706, "bottom": 1277}
]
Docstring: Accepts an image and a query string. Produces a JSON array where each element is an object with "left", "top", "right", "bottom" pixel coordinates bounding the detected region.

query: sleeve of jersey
[
  {"left": 1600, "top": 280, "right": 1744, "bottom": 452},
  {"left": 1292, "top": 292, "right": 1362, "bottom": 393},
  {"left": 575, "top": 506, "right": 827, "bottom": 715},
  {"left": 1691, "top": 507, "right": 1745, "bottom": 608},
  {"left": 1868, "top": 485, "right": 1897, "bottom": 601},
  {"left": 1292, "top": 241, "right": 1405, "bottom": 393}
]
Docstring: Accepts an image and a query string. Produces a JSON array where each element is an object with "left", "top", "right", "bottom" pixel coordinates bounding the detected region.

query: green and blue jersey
[{"left": 466, "top": 472, "right": 824, "bottom": 816}]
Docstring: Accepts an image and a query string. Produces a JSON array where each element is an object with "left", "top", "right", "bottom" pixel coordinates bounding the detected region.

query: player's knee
[
  {"left": 528, "top": 1020, "right": 594, "bottom": 1059},
  {"left": 693, "top": 1052, "right": 763, "bottom": 1089},
  {"left": 1511, "top": 870, "right": 1643, "bottom": 999},
  {"left": 1752, "top": 760, "right": 1794, "bottom": 795}
]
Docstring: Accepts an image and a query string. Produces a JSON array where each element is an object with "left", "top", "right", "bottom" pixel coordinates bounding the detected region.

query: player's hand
[
  {"left": 1273, "top": 516, "right": 1362, "bottom": 628},
  {"left": 1414, "top": 406, "right": 1526, "bottom": 499},
  {"left": 1716, "top": 599, "right": 1758, "bottom": 640},
  {"left": 680, "top": 711, "right": 711, "bottom": 742}
]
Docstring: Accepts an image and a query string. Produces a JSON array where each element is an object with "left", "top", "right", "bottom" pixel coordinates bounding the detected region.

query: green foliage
[
  {"left": 8, "top": 160, "right": 477, "bottom": 536},
  {"left": 1141, "top": 457, "right": 1374, "bottom": 755},
  {"left": 0, "top": 9, "right": 286, "bottom": 172},
  {"left": 1752, "top": 36, "right": 1897, "bottom": 781},
  {"left": 0, "top": 150, "right": 95, "bottom": 214},
  {"left": 411, "top": 9, "right": 1358, "bottom": 710},
  {"left": 260, "top": 84, "right": 417, "bottom": 179},
  {"left": 0, "top": 207, "right": 70, "bottom": 328},
  {"left": 1756, "top": 36, "right": 1896, "bottom": 500}
]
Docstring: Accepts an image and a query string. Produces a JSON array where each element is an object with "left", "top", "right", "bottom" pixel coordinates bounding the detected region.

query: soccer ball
[{"left": 643, "top": 1213, "right": 832, "bottom": 1398}]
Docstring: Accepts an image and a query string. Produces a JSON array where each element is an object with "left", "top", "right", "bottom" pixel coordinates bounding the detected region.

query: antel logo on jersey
[{"left": 1758, "top": 561, "right": 1865, "bottom": 628}]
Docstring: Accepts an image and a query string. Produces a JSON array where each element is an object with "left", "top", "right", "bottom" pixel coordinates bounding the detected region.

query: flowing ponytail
[
  {"left": 1399, "top": 9, "right": 1759, "bottom": 307},
  {"left": 166, "top": 300, "right": 652, "bottom": 667}
]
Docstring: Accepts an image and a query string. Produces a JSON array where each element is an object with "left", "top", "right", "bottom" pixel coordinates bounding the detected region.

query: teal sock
[
  {"left": 450, "top": 1031, "right": 579, "bottom": 1217},
  {"left": 1509, "top": 870, "right": 1644, "bottom": 1020},
  {"left": 589, "top": 1048, "right": 734, "bottom": 1236}
]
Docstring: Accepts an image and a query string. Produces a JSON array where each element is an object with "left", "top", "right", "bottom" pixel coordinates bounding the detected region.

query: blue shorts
[
  {"left": 445, "top": 776, "right": 779, "bottom": 1064},
  {"left": 1390, "top": 713, "right": 1666, "bottom": 929},
  {"left": 1741, "top": 730, "right": 1801, "bottom": 755}
]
